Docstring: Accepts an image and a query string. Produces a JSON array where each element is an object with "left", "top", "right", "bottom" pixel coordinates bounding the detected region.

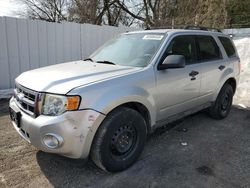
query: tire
[
  {"left": 90, "top": 107, "right": 147, "bottom": 172},
  {"left": 209, "top": 83, "right": 234, "bottom": 119}
]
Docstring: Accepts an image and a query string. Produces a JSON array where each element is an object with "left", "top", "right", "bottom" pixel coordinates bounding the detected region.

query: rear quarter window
[
  {"left": 196, "top": 35, "right": 222, "bottom": 61},
  {"left": 218, "top": 37, "right": 236, "bottom": 58}
]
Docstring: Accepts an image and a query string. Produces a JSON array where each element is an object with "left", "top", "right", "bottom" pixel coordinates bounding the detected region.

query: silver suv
[{"left": 9, "top": 27, "right": 240, "bottom": 172}]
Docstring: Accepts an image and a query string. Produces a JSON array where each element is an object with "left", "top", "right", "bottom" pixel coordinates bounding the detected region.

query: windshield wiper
[
  {"left": 83, "top": 58, "right": 94, "bottom": 62},
  {"left": 96, "top": 60, "right": 116, "bottom": 65},
  {"left": 84, "top": 58, "right": 116, "bottom": 65}
]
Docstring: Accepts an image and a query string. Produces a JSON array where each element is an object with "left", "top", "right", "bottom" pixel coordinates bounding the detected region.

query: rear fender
[{"left": 212, "top": 67, "right": 235, "bottom": 101}]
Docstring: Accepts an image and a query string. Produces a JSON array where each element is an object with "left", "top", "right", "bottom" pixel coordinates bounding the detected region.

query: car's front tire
[
  {"left": 209, "top": 83, "right": 234, "bottom": 119},
  {"left": 90, "top": 107, "right": 147, "bottom": 172}
]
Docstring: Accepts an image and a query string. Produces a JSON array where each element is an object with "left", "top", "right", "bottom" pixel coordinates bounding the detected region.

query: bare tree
[
  {"left": 115, "top": 0, "right": 153, "bottom": 27},
  {"left": 114, "top": 0, "right": 180, "bottom": 28},
  {"left": 19, "top": 0, "right": 70, "bottom": 22},
  {"left": 68, "top": 0, "right": 98, "bottom": 24},
  {"left": 17, "top": 0, "right": 242, "bottom": 29},
  {"left": 104, "top": 0, "right": 132, "bottom": 26},
  {"left": 115, "top": 0, "right": 230, "bottom": 28},
  {"left": 68, "top": 0, "right": 108, "bottom": 25},
  {"left": 68, "top": 0, "right": 134, "bottom": 26}
]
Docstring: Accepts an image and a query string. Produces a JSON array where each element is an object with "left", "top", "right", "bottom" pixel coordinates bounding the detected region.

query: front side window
[
  {"left": 218, "top": 37, "right": 236, "bottom": 58},
  {"left": 162, "top": 35, "right": 197, "bottom": 65},
  {"left": 90, "top": 33, "right": 165, "bottom": 67},
  {"left": 196, "top": 35, "right": 222, "bottom": 61}
]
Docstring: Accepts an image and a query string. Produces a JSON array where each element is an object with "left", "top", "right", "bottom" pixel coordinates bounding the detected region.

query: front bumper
[{"left": 9, "top": 97, "right": 106, "bottom": 159}]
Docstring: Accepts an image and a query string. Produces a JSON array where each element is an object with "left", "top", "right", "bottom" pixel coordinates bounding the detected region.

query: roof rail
[
  {"left": 145, "top": 25, "right": 222, "bottom": 33},
  {"left": 184, "top": 25, "right": 222, "bottom": 33},
  {"left": 145, "top": 25, "right": 185, "bottom": 30}
]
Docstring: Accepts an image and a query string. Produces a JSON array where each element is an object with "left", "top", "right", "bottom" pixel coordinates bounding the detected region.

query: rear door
[{"left": 195, "top": 34, "right": 225, "bottom": 104}]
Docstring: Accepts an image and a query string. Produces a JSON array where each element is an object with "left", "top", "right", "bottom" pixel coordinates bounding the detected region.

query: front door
[{"left": 155, "top": 35, "right": 202, "bottom": 121}]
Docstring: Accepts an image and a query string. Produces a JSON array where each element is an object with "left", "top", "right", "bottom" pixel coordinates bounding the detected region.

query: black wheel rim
[
  {"left": 221, "top": 89, "right": 231, "bottom": 112},
  {"left": 110, "top": 125, "right": 137, "bottom": 157}
]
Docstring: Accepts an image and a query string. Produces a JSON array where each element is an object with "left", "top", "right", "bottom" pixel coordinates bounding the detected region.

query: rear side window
[
  {"left": 196, "top": 35, "right": 222, "bottom": 61},
  {"left": 218, "top": 37, "right": 236, "bottom": 58}
]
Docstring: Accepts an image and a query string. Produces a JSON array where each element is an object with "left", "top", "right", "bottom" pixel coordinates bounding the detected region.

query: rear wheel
[
  {"left": 209, "top": 83, "right": 234, "bottom": 119},
  {"left": 90, "top": 107, "right": 147, "bottom": 172}
]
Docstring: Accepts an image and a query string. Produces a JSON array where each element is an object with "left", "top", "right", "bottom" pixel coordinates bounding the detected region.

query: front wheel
[
  {"left": 209, "top": 83, "right": 234, "bottom": 119},
  {"left": 90, "top": 107, "right": 147, "bottom": 172}
]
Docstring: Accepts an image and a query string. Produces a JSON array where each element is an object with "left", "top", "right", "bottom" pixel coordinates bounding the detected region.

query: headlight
[{"left": 41, "top": 94, "right": 80, "bottom": 116}]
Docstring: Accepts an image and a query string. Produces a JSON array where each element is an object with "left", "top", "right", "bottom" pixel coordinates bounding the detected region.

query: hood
[{"left": 16, "top": 61, "right": 141, "bottom": 94}]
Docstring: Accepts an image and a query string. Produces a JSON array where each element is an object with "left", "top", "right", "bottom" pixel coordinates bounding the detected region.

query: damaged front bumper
[{"left": 9, "top": 97, "right": 106, "bottom": 159}]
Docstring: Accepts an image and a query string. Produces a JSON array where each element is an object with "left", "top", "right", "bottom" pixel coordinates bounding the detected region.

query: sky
[{"left": 0, "top": 0, "right": 22, "bottom": 17}]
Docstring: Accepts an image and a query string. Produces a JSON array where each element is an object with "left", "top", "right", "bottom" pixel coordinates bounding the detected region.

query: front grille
[{"left": 14, "top": 84, "right": 38, "bottom": 117}]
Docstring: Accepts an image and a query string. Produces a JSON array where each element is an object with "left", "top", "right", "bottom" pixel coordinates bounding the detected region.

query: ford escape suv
[{"left": 9, "top": 27, "right": 240, "bottom": 172}]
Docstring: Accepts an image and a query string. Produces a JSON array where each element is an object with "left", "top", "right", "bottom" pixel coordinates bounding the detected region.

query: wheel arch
[
  {"left": 106, "top": 102, "right": 152, "bottom": 134},
  {"left": 85, "top": 99, "right": 155, "bottom": 159},
  {"left": 225, "top": 77, "right": 237, "bottom": 94},
  {"left": 90, "top": 103, "right": 148, "bottom": 172},
  {"left": 212, "top": 77, "right": 237, "bottom": 101}
]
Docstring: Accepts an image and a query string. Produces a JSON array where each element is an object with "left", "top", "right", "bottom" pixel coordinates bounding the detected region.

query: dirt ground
[{"left": 1, "top": 98, "right": 250, "bottom": 188}]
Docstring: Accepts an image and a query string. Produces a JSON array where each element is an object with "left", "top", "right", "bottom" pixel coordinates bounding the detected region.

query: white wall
[{"left": 0, "top": 17, "right": 135, "bottom": 90}]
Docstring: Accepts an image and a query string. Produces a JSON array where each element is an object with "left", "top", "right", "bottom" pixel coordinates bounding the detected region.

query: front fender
[
  {"left": 92, "top": 86, "right": 156, "bottom": 126},
  {"left": 68, "top": 67, "right": 156, "bottom": 127},
  {"left": 78, "top": 86, "right": 155, "bottom": 159}
]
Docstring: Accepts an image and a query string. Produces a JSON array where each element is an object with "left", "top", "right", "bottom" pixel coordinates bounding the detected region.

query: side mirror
[{"left": 158, "top": 55, "right": 186, "bottom": 70}]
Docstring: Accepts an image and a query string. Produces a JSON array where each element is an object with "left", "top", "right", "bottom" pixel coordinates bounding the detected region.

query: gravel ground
[{"left": 1, "top": 98, "right": 250, "bottom": 188}]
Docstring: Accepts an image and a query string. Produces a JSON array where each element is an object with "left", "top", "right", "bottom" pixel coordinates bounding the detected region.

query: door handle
[
  {"left": 189, "top": 70, "right": 199, "bottom": 77},
  {"left": 218, "top": 65, "right": 225, "bottom": 71},
  {"left": 191, "top": 77, "right": 196, "bottom": 81}
]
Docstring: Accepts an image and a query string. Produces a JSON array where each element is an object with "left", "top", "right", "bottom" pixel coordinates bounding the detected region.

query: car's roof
[{"left": 127, "top": 29, "right": 227, "bottom": 36}]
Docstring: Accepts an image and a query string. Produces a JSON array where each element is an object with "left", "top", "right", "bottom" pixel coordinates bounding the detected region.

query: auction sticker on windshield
[{"left": 143, "top": 35, "right": 164, "bottom": 40}]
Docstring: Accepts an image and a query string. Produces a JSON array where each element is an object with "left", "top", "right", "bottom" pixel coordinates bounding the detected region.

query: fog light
[{"left": 43, "top": 133, "right": 63, "bottom": 149}]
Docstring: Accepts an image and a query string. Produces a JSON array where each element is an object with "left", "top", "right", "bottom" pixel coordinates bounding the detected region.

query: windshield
[{"left": 90, "top": 33, "right": 165, "bottom": 67}]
